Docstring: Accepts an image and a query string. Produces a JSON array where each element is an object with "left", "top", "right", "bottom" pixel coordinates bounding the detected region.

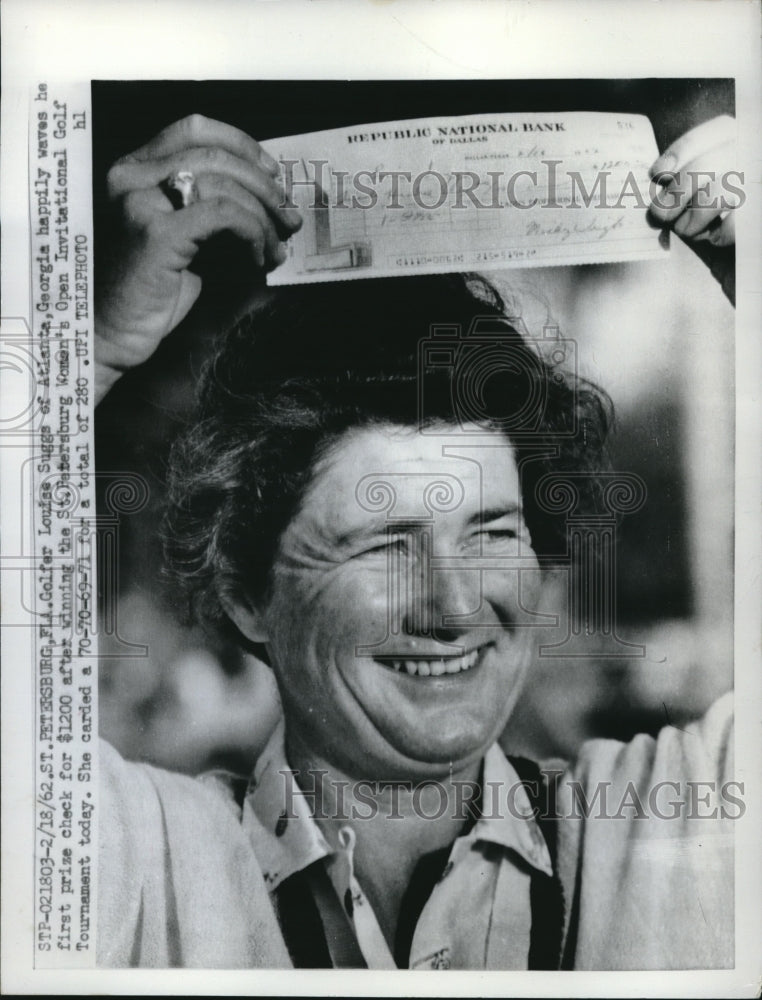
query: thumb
[{"left": 167, "top": 270, "right": 203, "bottom": 332}]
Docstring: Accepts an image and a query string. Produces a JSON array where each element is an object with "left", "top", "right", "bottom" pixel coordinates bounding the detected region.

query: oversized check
[{"left": 263, "top": 112, "right": 666, "bottom": 285}]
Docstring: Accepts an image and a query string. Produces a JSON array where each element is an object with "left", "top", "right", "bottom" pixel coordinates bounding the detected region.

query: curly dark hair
[{"left": 163, "top": 273, "right": 612, "bottom": 639}]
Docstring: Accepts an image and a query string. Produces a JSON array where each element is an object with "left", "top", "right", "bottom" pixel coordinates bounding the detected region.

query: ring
[{"left": 163, "top": 170, "right": 199, "bottom": 209}]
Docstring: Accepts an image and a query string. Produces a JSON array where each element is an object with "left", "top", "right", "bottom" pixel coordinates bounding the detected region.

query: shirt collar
[
  {"left": 467, "top": 742, "right": 554, "bottom": 876},
  {"left": 242, "top": 723, "right": 553, "bottom": 889},
  {"left": 242, "top": 720, "right": 332, "bottom": 890}
]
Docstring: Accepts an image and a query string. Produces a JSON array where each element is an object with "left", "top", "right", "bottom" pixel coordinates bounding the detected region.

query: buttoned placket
[
  {"left": 243, "top": 724, "right": 554, "bottom": 970},
  {"left": 324, "top": 823, "right": 397, "bottom": 969}
]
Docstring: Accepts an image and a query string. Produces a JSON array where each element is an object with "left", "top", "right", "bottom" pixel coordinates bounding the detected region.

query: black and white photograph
[{"left": 2, "top": 2, "right": 760, "bottom": 995}]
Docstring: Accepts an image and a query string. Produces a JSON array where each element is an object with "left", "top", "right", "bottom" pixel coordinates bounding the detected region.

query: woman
[{"left": 94, "top": 113, "right": 738, "bottom": 969}]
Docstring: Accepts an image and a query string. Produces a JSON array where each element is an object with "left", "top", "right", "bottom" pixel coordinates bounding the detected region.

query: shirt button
[{"left": 430, "top": 948, "right": 451, "bottom": 969}]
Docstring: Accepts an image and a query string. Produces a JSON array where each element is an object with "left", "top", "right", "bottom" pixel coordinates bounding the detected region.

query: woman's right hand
[{"left": 95, "top": 114, "right": 302, "bottom": 401}]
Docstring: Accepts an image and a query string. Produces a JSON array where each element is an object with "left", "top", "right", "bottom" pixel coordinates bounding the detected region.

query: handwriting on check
[{"left": 264, "top": 112, "right": 666, "bottom": 285}]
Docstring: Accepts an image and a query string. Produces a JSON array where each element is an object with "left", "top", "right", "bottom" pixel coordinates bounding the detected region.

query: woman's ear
[{"left": 222, "top": 593, "right": 270, "bottom": 645}]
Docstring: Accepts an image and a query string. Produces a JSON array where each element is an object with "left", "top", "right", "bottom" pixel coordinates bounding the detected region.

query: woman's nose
[
  {"left": 429, "top": 565, "right": 481, "bottom": 638},
  {"left": 397, "top": 529, "right": 480, "bottom": 639}
]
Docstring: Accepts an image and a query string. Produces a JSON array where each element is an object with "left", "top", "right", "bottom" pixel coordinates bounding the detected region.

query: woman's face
[{"left": 243, "top": 422, "right": 541, "bottom": 781}]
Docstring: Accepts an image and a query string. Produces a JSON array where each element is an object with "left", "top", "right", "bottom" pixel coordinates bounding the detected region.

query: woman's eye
[
  {"left": 474, "top": 526, "right": 522, "bottom": 549},
  {"left": 482, "top": 527, "right": 518, "bottom": 540},
  {"left": 362, "top": 536, "right": 406, "bottom": 556}
]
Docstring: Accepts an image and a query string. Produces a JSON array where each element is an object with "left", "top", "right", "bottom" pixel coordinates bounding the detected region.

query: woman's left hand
[{"left": 648, "top": 115, "right": 738, "bottom": 304}]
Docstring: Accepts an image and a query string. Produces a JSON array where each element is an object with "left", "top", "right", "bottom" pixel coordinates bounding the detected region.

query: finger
[
  {"left": 194, "top": 173, "right": 285, "bottom": 259},
  {"left": 159, "top": 196, "right": 280, "bottom": 268},
  {"left": 168, "top": 270, "right": 203, "bottom": 331},
  {"left": 673, "top": 203, "right": 725, "bottom": 239},
  {"left": 671, "top": 177, "right": 740, "bottom": 239},
  {"left": 127, "top": 114, "right": 280, "bottom": 176},
  {"left": 119, "top": 188, "right": 270, "bottom": 268},
  {"left": 118, "top": 186, "right": 287, "bottom": 272},
  {"left": 119, "top": 186, "right": 176, "bottom": 229},
  {"left": 648, "top": 147, "right": 737, "bottom": 223},
  {"left": 108, "top": 148, "right": 302, "bottom": 230},
  {"left": 649, "top": 115, "right": 736, "bottom": 178},
  {"left": 693, "top": 209, "right": 735, "bottom": 248}
]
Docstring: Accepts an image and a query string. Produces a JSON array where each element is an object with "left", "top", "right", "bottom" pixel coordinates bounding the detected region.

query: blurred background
[{"left": 93, "top": 79, "right": 734, "bottom": 774}]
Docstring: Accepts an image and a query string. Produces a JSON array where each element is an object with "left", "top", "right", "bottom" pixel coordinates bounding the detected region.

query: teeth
[{"left": 383, "top": 648, "right": 483, "bottom": 677}]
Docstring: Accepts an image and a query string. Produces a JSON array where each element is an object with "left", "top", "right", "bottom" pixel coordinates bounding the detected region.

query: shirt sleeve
[
  {"left": 97, "top": 739, "right": 292, "bottom": 968},
  {"left": 554, "top": 692, "right": 735, "bottom": 970},
  {"left": 97, "top": 739, "right": 171, "bottom": 966}
]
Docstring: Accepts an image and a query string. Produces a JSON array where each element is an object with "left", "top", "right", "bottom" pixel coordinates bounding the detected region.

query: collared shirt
[
  {"left": 239, "top": 722, "right": 553, "bottom": 970},
  {"left": 97, "top": 694, "right": 734, "bottom": 970}
]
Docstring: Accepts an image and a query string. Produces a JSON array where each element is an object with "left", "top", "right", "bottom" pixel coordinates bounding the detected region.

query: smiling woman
[
  {"left": 160, "top": 273, "right": 606, "bottom": 790},
  {"left": 233, "top": 425, "right": 539, "bottom": 782},
  {"left": 94, "top": 110, "right": 736, "bottom": 972},
  {"left": 162, "top": 273, "right": 611, "bottom": 639}
]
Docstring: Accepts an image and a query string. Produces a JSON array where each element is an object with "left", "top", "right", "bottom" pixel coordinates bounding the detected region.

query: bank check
[{"left": 264, "top": 112, "right": 666, "bottom": 285}]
